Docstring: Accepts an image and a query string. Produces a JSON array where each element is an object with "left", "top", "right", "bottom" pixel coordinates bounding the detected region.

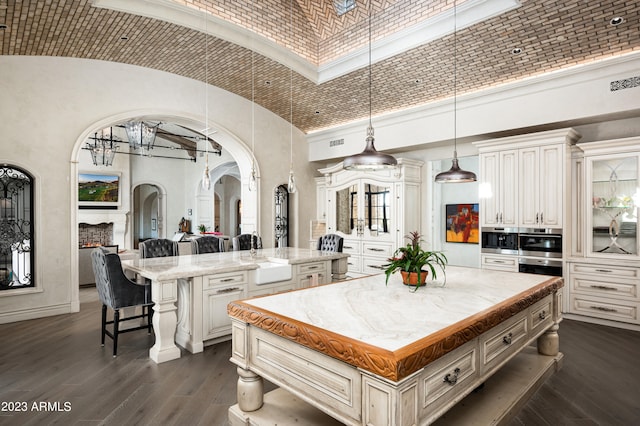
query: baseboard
[{"left": 0, "top": 303, "right": 74, "bottom": 324}]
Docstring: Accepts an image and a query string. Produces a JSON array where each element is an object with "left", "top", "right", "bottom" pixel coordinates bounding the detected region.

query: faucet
[{"left": 250, "top": 231, "right": 257, "bottom": 257}]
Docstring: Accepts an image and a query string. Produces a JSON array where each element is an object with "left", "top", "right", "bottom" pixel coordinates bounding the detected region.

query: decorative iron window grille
[
  {"left": 0, "top": 166, "right": 34, "bottom": 290},
  {"left": 274, "top": 185, "right": 289, "bottom": 248}
]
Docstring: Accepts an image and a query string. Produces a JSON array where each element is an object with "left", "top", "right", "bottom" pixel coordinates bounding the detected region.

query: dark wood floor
[{"left": 1, "top": 292, "right": 638, "bottom": 425}]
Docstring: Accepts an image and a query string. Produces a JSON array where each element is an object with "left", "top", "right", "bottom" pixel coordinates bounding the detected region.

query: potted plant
[
  {"left": 198, "top": 224, "right": 207, "bottom": 234},
  {"left": 384, "top": 231, "right": 447, "bottom": 289}
]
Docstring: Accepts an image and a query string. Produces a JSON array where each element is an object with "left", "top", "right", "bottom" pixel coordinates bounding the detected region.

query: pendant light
[
  {"left": 343, "top": 0, "right": 397, "bottom": 171},
  {"left": 202, "top": 11, "right": 211, "bottom": 191},
  {"left": 287, "top": 0, "right": 296, "bottom": 193},
  {"left": 247, "top": 0, "right": 258, "bottom": 192},
  {"left": 435, "top": 0, "right": 476, "bottom": 183}
]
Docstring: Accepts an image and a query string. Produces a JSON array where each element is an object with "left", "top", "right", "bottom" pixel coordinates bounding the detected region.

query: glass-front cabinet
[
  {"left": 586, "top": 153, "right": 639, "bottom": 258},
  {"left": 334, "top": 181, "right": 393, "bottom": 240},
  {"left": 566, "top": 138, "right": 640, "bottom": 328},
  {"left": 319, "top": 159, "right": 423, "bottom": 277}
]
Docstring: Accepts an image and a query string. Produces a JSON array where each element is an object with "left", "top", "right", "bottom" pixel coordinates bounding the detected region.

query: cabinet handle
[
  {"left": 343, "top": 246, "right": 354, "bottom": 249},
  {"left": 594, "top": 269, "right": 613, "bottom": 273},
  {"left": 540, "top": 212, "right": 544, "bottom": 223},
  {"left": 492, "top": 260, "right": 505, "bottom": 264},
  {"left": 503, "top": 332, "right": 513, "bottom": 345},
  {"left": 538, "top": 310, "right": 546, "bottom": 320},
  {"left": 443, "top": 368, "right": 461, "bottom": 385},
  {"left": 535, "top": 213, "right": 539, "bottom": 224},
  {"left": 590, "top": 306, "right": 618, "bottom": 313},
  {"left": 367, "top": 265, "right": 384, "bottom": 269},
  {"left": 306, "top": 274, "right": 324, "bottom": 279},
  {"left": 590, "top": 285, "right": 617, "bottom": 291},
  {"left": 220, "top": 278, "right": 235, "bottom": 282},
  {"left": 307, "top": 265, "right": 319, "bottom": 270},
  {"left": 495, "top": 213, "right": 499, "bottom": 222},
  {"left": 499, "top": 213, "right": 503, "bottom": 223},
  {"left": 367, "top": 248, "right": 385, "bottom": 252},
  {"left": 217, "top": 287, "right": 240, "bottom": 293}
]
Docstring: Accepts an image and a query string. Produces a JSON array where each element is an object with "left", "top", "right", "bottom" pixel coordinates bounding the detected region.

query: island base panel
[{"left": 228, "top": 347, "right": 563, "bottom": 426}]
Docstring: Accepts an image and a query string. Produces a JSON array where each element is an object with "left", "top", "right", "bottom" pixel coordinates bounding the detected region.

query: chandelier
[
  {"left": 86, "top": 127, "right": 119, "bottom": 167},
  {"left": 124, "top": 121, "right": 158, "bottom": 153}
]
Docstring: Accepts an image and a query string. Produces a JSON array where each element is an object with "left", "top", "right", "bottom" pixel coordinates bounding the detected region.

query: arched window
[{"left": 0, "top": 166, "right": 34, "bottom": 290}]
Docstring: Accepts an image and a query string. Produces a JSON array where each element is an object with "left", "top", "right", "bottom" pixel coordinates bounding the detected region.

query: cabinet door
[
  {"left": 480, "top": 152, "right": 500, "bottom": 227},
  {"left": 203, "top": 284, "right": 247, "bottom": 341},
  {"left": 499, "top": 150, "right": 519, "bottom": 226},
  {"left": 519, "top": 147, "right": 539, "bottom": 227},
  {"left": 587, "top": 154, "right": 639, "bottom": 258},
  {"left": 330, "top": 182, "right": 360, "bottom": 238},
  {"left": 539, "top": 144, "right": 564, "bottom": 227}
]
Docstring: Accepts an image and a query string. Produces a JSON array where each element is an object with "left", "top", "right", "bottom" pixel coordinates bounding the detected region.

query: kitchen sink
[{"left": 254, "top": 262, "right": 292, "bottom": 285}]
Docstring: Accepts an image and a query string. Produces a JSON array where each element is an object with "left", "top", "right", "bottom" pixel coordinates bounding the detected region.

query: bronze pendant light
[{"left": 435, "top": 0, "right": 476, "bottom": 183}]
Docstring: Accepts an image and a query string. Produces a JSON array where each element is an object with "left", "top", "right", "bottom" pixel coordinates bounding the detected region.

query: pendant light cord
[
  {"left": 453, "top": 0, "right": 458, "bottom": 159},
  {"left": 368, "top": 0, "right": 373, "bottom": 132},
  {"left": 289, "top": 0, "right": 293, "bottom": 168}
]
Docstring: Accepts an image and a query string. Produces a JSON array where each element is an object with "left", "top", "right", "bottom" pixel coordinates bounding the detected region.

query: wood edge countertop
[{"left": 227, "top": 275, "right": 564, "bottom": 382}]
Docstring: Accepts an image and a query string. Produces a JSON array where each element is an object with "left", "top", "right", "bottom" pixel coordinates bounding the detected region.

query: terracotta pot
[{"left": 400, "top": 270, "right": 428, "bottom": 286}]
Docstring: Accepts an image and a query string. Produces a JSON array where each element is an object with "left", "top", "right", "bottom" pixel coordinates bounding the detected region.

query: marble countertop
[
  {"left": 121, "top": 247, "right": 349, "bottom": 281},
  {"left": 228, "top": 266, "right": 564, "bottom": 381}
]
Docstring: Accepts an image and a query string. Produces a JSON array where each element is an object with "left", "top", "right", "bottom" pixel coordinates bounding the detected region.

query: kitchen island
[
  {"left": 121, "top": 247, "right": 349, "bottom": 364},
  {"left": 228, "top": 266, "right": 563, "bottom": 425}
]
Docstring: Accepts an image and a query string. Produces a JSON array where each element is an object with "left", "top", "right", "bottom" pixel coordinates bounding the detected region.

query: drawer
[
  {"left": 423, "top": 344, "right": 478, "bottom": 412},
  {"left": 362, "top": 241, "right": 394, "bottom": 257},
  {"left": 341, "top": 240, "right": 360, "bottom": 255},
  {"left": 346, "top": 255, "right": 361, "bottom": 273},
  {"left": 297, "top": 261, "right": 328, "bottom": 275},
  {"left": 203, "top": 271, "right": 248, "bottom": 289},
  {"left": 480, "top": 313, "right": 528, "bottom": 374},
  {"left": 570, "top": 263, "right": 639, "bottom": 279},
  {"left": 570, "top": 275, "right": 638, "bottom": 301},
  {"left": 480, "top": 254, "right": 518, "bottom": 272},
  {"left": 569, "top": 294, "right": 638, "bottom": 324},
  {"left": 530, "top": 295, "right": 554, "bottom": 334},
  {"left": 361, "top": 256, "right": 388, "bottom": 275}
]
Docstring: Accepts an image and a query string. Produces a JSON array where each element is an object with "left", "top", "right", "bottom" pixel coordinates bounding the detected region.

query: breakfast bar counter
[
  {"left": 227, "top": 266, "right": 564, "bottom": 425},
  {"left": 121, "top": 247, "right": 349, "bottom": 364}
]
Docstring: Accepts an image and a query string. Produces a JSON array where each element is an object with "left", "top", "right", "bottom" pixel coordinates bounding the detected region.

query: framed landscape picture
[
  {"left": 78, "top": 172, "right": 121, "bottom": 207},
  {"left": 445, "top": 203, "right": 479, "bottom": 244}
]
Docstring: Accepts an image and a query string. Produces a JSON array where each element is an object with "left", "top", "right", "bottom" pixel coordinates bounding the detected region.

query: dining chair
[
  {"left": 138, "top": 238, "right": 179, "bottom": 259},
  {"left": 91, "top": 247, "right": 153, "bottom": 357},
  {"left": 317, "top": 234, "right": 344, "bottom": 252},
  {"left": 232, "top": 234, "right": 262, "bottom": 251},
  {"left": 191, "top": 235, "right": 225, "bottom": 254}
]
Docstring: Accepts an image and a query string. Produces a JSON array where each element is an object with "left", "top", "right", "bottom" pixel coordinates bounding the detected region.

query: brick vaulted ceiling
[{"left": 1, "top": 1, "right": 639, "bottom": 135}]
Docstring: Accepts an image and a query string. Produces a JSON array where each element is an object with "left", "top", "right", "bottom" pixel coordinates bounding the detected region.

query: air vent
[
  {"left": 610, "top": 76, "right": 640, "bottom": 92},
  {"left": 329, "top": 138, "right": 344, "bottom": 147}
]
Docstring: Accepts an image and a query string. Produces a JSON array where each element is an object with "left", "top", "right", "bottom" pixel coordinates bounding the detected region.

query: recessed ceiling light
[
  {"left": 120, "top": 35, "right": 129, "bottom": 40},
  {"left": 315, "top": 111, "right": 321, "bottom": 114},
  {"left": 0, "top": 24, "right": 8, "bottom": 30},
  {"left": 264, "top": 80, "right": 271, "bottom": 86},
  {"left": 610, "top": 16, "right": 624, "bottom": 26},
  {"left": 511, "top": 47, "right": 523, "bottom": 55},
  {"left": 414, "top": 78, "right": 423, "bottom": 85}
]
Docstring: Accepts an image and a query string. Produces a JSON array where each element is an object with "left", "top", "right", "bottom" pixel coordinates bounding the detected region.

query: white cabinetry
[
  {"left": 475, "top": 128, "right": 579, "bottom": 230},
  {"left": 202, "top": 271, "right": 248, "bottom": 341},
  {"left": 478, "top": 149, "right": 518, "bottom": 227},
  {"left": 318, "top": 158, "right": 423, "bottom": 277},
  {"left": 519, "top": 144, "right": 565, "bottom": 227},
  {"left": 567, "top": 137, "right": 640, "bottom": 328}
]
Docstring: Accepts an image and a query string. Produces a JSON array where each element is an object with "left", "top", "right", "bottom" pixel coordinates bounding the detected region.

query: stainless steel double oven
[{"left": 481, "top": 227, "right": 563, "bottom": 276}]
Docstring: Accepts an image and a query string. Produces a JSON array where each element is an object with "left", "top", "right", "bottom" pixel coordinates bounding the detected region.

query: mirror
[
  {"left": 335, "top": 182, "right": 391, "bottom": 236},
  {"left": 336, "top": 184, "right": 357, "bottom": 235},
  {"left": 364, "top": 183, "right": 391, "bottom": 235}
]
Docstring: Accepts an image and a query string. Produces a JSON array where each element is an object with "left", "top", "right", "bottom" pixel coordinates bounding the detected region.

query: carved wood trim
[{"left": 228, "top": 277, "right": 563, "bottom": 382}]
